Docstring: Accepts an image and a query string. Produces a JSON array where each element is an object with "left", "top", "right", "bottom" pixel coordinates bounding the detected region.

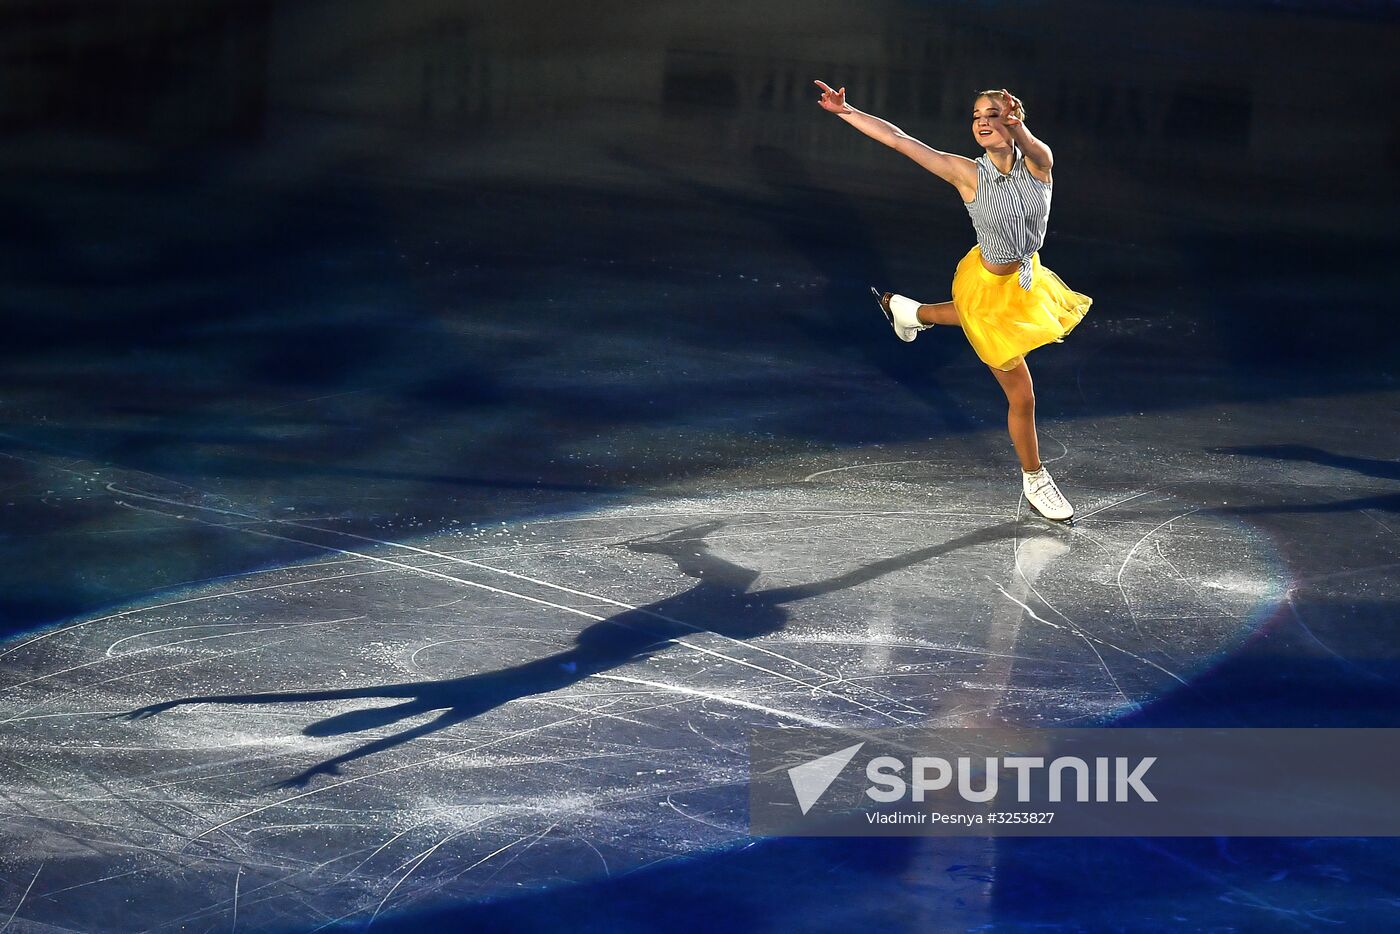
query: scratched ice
[{"left": 0, "top": 479, "right": 1284, "bottom": 932}]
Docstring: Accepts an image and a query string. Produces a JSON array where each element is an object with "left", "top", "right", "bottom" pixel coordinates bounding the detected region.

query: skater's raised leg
[
  {"left": 871, "top": 292, "right": 960, "bottom": 342},
  {"left": 914, "top": 300, "right": 960, "bottom": 326}
]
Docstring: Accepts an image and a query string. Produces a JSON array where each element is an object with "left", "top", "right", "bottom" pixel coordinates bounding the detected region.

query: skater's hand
[
  {"left": 999, "top": 89, "right": 1024, "bottom": 127},
  {"left": 813, "top": 80, "right": 852, "bottom": 114}
]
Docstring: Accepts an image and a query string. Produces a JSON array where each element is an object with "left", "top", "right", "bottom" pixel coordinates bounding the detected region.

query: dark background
[{"left": 1, "top": 1, "right": 1397, "bottom": 930}]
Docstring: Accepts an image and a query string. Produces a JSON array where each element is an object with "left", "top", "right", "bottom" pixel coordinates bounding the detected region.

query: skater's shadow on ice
[{"left": 118, "top": 520, "right": 1033, "bottom": 787}]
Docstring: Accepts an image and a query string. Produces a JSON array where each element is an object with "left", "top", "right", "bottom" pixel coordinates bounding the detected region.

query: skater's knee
[{"left": 1006, "top": 384, "right": 1035, "bottom": 414}]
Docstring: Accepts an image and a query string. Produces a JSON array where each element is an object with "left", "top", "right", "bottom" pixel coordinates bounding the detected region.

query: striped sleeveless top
[{"left": 963, "top": 143, "right": 1053, "bottom": 291}]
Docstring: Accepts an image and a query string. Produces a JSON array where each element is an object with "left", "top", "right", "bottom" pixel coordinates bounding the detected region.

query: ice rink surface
[{"left": 2, "top": 402, "right": 1393, "bottom": 930}]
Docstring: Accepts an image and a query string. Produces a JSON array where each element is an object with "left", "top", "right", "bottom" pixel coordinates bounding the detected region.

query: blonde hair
[{"left": 975, "top": 89, "right": 1025, "bottom": 121}]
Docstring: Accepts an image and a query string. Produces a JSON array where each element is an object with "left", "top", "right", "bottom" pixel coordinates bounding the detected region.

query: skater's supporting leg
[
  {"left": 991, "top": 360, "right": 1074, "bottom": 521},
  {"left": 989, "top": 360, "right": 1040, "bottom": 472}
]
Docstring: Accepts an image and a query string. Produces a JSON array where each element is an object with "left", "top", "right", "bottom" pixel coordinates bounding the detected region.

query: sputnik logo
[{"left": 787, "top": 742, "right": 865, "bottom": 814}]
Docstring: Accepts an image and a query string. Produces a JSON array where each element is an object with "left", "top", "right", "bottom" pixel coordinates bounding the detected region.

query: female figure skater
[{"left": 813, "top": 81, "right": 1090, "bottom": 522}]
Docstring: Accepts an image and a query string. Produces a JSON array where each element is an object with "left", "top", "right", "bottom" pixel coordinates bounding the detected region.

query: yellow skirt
[{"left": 951, "top": 245, "right": 1092, "bottom": 371}]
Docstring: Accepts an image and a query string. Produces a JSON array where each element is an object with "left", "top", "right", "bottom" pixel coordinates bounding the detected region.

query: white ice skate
[
  {"left": 871, "top": 288, "right": 929, "bottom": 343},
  {"left": 1022, "top": 466, "right": 1074, "bottom": 523}
]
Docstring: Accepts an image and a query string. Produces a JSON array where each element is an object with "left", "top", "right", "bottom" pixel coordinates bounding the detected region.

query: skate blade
[{"left": 870, "top": 287, "right": 894, "bottom": 325}]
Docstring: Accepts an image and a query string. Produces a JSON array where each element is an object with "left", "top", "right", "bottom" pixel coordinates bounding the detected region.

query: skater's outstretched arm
[{"left": 813, "top": 80, "right": 976, "bottom": 195}]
